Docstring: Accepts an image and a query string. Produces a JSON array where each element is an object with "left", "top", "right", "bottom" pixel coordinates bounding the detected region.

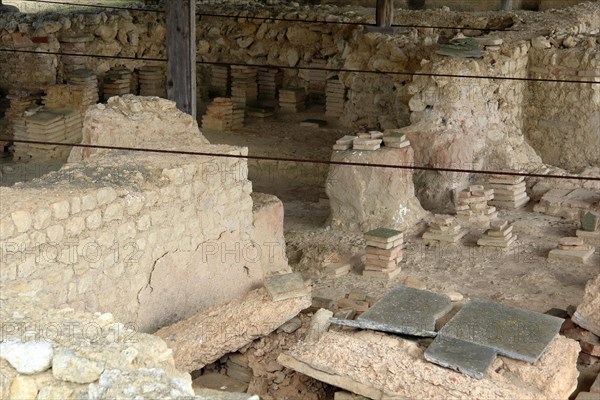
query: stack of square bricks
[
  {"left": 363, "top": 228, "right": 403, "bottom": 280},
  {"left": 487, "top": 174, "right": 529, "bottom": 209},
  {"left": 325, "top": 77, "right": 345, "bottom": 117},
  {"left": 258, "top": 68, "right": 282, "bottom": 102},
  {"left": 279, "top": 87, "right": 306, "bottom": 112},
  {"left": 477, "top": 220, "right": 517, "bottom": 248},
  {"left": 202, "top": 98, "right": 245, "bottom": 132},
  {"left": 230, "top": 66, "right": 258, "bottom": 107},
  {"left": 6, "top": 89, "right": 36, "bottom": 141},
  {"left": 66, "top": 69, "right": 99, "bottom": 111},
  {"left": 382, "top": 131, "right": 411, "bottom": 149},
  {"left": 456, "top": 185, "right": 497, "bottom": 224},
  {"left": 422, "top": 215, "right": 467, "bottom": 243},
  {"left": 210, "top": 65, "right": 229, "bottom": 97},
  {"left": 548, "top": 237, "right": 595, "bottom": 264}
]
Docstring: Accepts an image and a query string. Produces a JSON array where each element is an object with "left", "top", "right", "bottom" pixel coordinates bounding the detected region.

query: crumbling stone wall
[
  {"left": 525, "top": 43, "right": 600, "bottom": 173},
  {"left": 0, "top": 96, "right": 296, "bottom": 333}
]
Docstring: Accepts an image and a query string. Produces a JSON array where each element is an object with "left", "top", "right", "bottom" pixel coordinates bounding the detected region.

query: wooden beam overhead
[
  {"left": 166, "top": 0, "right": 196, "bottom": 118},
  {"left": 376, "top": 0, "right": 394, "bottom": 28}
]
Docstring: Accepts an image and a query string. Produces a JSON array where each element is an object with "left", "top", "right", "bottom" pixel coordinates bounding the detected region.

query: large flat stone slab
[
  {"left": 439, "top": 299, "right": 563, "bottom": 363},
  {"left": 264, "top": 272, "right": 308, "bottom": 301},
  {"left": 278, "top": 330, "right": 580, "bottom": 400},
  {"left": 424, "top": 335, "right": 497, "bottom": 379},
  {"left": 330, "top": 285, "right": 452, "bottom": 337}
]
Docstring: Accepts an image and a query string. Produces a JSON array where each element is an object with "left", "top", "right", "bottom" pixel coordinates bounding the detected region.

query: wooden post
[
  {"left": 500, "top": 0, "right": 513, "bottom": 10},
  {"left": 166, "top": 0, "right": 196, "bottom": 118},
  {"left": 376, "top": 0, "right": 394, "bottom": 28}
]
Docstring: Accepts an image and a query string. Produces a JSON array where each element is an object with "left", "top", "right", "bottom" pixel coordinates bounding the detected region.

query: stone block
[
  {"left": 156, "top": 287, "right": 310, "bottom": 372},
  {"left": 331, "top": 285, "right": 452, "bottom": 337},
  {"left": 573, "top": 274, "right": 600, "bottom": 337},
  {"left": 265, "top": 272, "right": 308, "bottom": 301},
  {"left": 548, "top": 247, "right": 595, "bottom": 264},
  {"left": 438, "top": 299, "right": 563, "bottom": 363},
  {"left": 424, "top": 335, "right": 497, "bottom": 379}
]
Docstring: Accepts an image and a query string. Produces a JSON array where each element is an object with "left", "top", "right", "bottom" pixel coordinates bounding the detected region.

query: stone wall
[
  {"left": 525, "top": 43, "right": 600, "bottom": 173},
  {"left": 0, "top": 97, "right": 296, "bottom": 333}
]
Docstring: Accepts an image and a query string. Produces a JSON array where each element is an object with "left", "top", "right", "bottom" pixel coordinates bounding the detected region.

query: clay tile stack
[
  {"left": 13, "top": 110, "right": 66, "bottom": 160},
  {"left": 202, "top": 98, "right": 234, "bottom": 132},
  {"left": 548, "top": 237, "right": 595, "bottom": 264},
  {"left": 325, "top": 76, "right": 346, "bottom": 118},
  {"left": 210, "top": 65, "right": 229, "bottom": 97},
  {"left": 456, "top": 185, "right": 497, "bottom": 224},
  {"left": 258, "top": 68, "right": 282, "bottom": 103},
  {"left": 102, "top": 67, "right": 132, "bottom": 101},
  {"left": 352, "top": 137, "right": 381, "bottom": 151},
  {"left": 66, "top": 69, "right": 99, "bottom": 111},
  {"left": 363, "top": 228, "right": 404, "bottom": 280},
  {"left": 6, "top": 89, "right": 36, "bottom": 141},
  {"left": 279, "top": 87, "right": 306, "bottom": 112},
  {"left": 422, "top": 215, "right": 468, "bottom": 243},
  {"left": 487, "top": 174, "right": 529, "bottom": 209},
  {"left": 231, "top": 66, "right": 258, "bottom": 107},
  {"left": 477, "top": 219, "right": 517, "bottom": 248},
  {"left": 138, "top": 66, "right": 167, "bottom": 98}
]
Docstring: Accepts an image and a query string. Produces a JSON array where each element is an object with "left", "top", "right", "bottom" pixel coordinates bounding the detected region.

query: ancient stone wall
[
  {"left": 0, "top": 96, "right": 297, "bottom": 334},
  {"left": 525, "top": 43, "right": 600, "bottom": 173}
]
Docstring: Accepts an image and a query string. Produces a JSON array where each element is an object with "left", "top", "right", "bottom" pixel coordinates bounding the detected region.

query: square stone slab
[
  {"left": 364, "top": 228, "right": 403, "bottom": 243},
  {"left": 424, "top": 335, "right": 497, "bottom": 379},
  {"left": 438, "top": 299, "right": 563, "bottom": 363},
  {"left": 329, "top": 285, "right": 452, "bottom": 337},
  {"left": 264, "top": 273, "right": 307, "bottom": 301}
]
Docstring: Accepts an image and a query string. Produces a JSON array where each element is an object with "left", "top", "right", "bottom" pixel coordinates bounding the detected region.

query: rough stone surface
[
  {"left": 326, "top": 147, "right": 426, "bottom": 232},
  {"left": 278, "top": 330, "right": 580, "bottom": 400},
  {"left": 251, "top": 192, "right": 291, "bottom": 277},
  {"left": 573, "top": 274, "right": 600, "bottom": 337},
  {"left": 0, "top": 96, "right": 289, "bottom": 333},
  {"left": 0, "top": 290, "right": 193, "bottom": 400},
  {"left": 69, "top": 96, "right": 209, "bottom": 162},
  {"left": 0, "top": 340, "right": 53, "bottom": 375},
  {"left": 155, "top": 287, "right": 311, "bottom": 372}
]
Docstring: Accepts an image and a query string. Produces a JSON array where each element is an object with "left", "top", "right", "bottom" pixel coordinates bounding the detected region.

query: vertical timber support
[
  {"left": 500, "top": 0, "right": 513, "bottom": 10},
  {"left": 166, "top": 0, "right": 196, "bottom": 118},
  {"left": 376, "top": 0, "right": 394, "bottom": 28}
]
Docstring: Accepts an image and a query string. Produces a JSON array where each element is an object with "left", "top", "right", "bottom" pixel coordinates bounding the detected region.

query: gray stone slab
[
  {"left": 439, "top": 299, "right": 563, "bottom": 363},
  {"left": 424, "top": 335, "right": 497, "bottom": 380},
  {"left": 329, "top": 285, "right": 452, "bottom": 337}
]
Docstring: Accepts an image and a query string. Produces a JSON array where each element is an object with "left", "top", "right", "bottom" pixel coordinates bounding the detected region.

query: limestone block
[
  {"left": 279, "top": 331, "right": 579, "bottom": 400},
  {"left": 33, "top": 208, "right": 52, "bottom": 230},
  {"left": 0, "top": 340, "right": 53, "bottom": 374},
  {"left": 326, "top": 147, "right": 426, "bottom": 232},
  {"left": 51, "top": 200, "right": 70, "bottom": 220},
  {"left": 250, "top": 193, "right": 291, "bottom": 277},
  {"left": 573, "top": 274, "right": 600, "bottom": 336},
  {"left": 68, "top": 96, "right": 209, "bottom": 162},
  {"left": 10, "top": 211, "right": 31, "bottom": 233},
  {"left": 155, "top": 287, "right": 311, "bottom": 372}
]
